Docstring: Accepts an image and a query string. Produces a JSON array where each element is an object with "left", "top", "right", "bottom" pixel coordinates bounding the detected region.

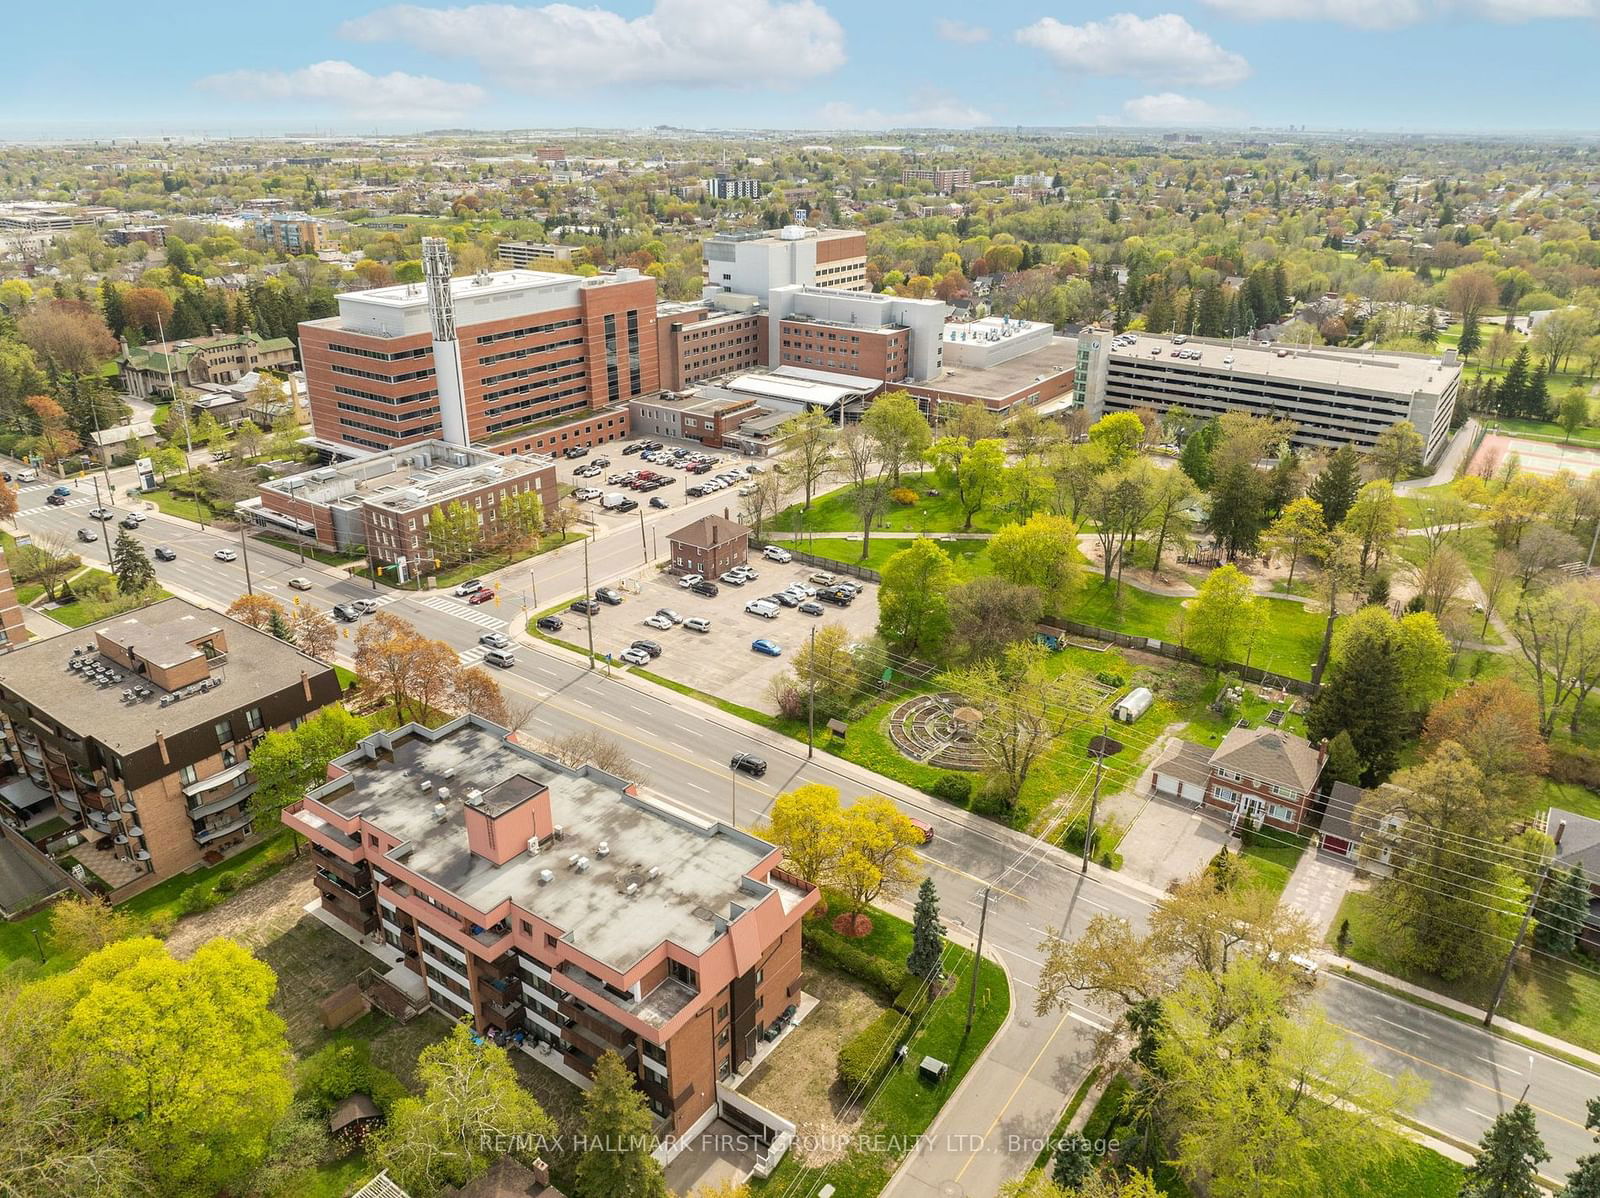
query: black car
[
  {"left": 798, "top": 601, "right": 824, "bottom": 616},
  {"left": 563, "top": 446, "right": 590, "bottom": 459},
  {"left": 770, "top": 591, "right": 800, "bottom": 608},
  {"left": 649, "top": 496, "right": 669, "bottom": 509},
  {"left": 154, "top": 546, "right": 177, "bottom": 562},
  {"left": 595, "top": 587, "right": 624, "bottom": 606},
  {"left": 119, "top": 516, "right": 140, "bottom": 530},
  {"left": 536, "top": 615, "right": 564, "bottom": 633},
  {"left": 817, "top": 587, "right": 853, "bottom": 606},
  {"left": 569, "top": 598, "right": 601, "bottom": 615},
  {"left": 614, "top": 498, "right": 639, "bottom": 513},
  {"left": 593, "top": 458, "right": 610, "bottom": 468},
  {"left": 730, "top": 753, "right": 768, "bottom": 778},
  {"left": 690, "top": 579, "right": 719, "bottom": 598},
  {"left": 76, "top": 528, "right": 97, "bottom": 543},
  {"left": 46, "top": 493, "right": 67, "bottom": 506},
  {"left": 621, "top": 443, "right": 642, "bottom": 455},
  {"left": 629, "top": 639, "right": 663, "bottom": 659}
]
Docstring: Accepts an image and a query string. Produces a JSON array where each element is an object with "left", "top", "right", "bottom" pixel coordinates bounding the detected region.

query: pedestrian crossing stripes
[
  {"left": 457, "top": 645, "right": 489, "bottom": 666},
  {"left": 418, "top": 594, "right": 507, "bottom": 631}
]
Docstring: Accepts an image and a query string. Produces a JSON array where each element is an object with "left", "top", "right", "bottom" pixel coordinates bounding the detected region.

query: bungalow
[
  {"left": 1151, "top": 726, "right": 1326, "bottom": 834},
  {"left": 1316, "top": 780, "right": 1366, "bottom": 862},
  {"left": 1546, "top": 808, "right": 1600, "bottom": 953}
]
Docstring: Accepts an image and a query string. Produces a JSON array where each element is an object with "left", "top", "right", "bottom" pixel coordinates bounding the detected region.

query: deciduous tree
[
  {"left": 48, "top": 895, "right": 137, "bottom": 960},
  {"left": 988, "top": 512, "right": 1081, "bottom": 611},
  {"left": 778, "top": 408, "right": 838, "bottom": 511},
  {"left": 861, "top": 389, "right": 931, "bottom": 485},
  {"left": 928, "top": 435, "right": 1006, "bottom": 530},
  {"left": 947, "top": 576, "right": 1044, "bottom": 662},
  {"left": 1344, "top": 479, "right": 1404, "bottom": 575},
  {"left": 1187, "top": 564, "right": 1261, "bottom": 667},
  {"left": 1264, "top": 496, "right": 1326, "bottom": 588},
  {"left": 1369, "top": 419, "right": 1425, "bottom": 483},
  {"left": 943, "top": 643, "right": 1078, "bottom": 810},
  {"left": 1086, "top": 411, "right": 1146, "bottom": 466},
  {"left": 878, "top": 537, "right": 956, "bottom": 655},
  {"left": 537, "top": 729, "right": 640, "bottom": 782},
  {"left": 765, "top": 783, "right": 847, "bottom": 885},
  {"left": 226, "top": 592, "right": 288, "bottom": 631}
]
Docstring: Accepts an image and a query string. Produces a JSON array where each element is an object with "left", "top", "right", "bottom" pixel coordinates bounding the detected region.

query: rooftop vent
[
  {"left": 539, "top": 868, "right": 554, "bottom": 884},
  {"left": 553, "top": 824, "right": 564, "bottom": 840},
  {"left": 464, "top": 788, "right": 483, "bottom": 807},
  {"left": 568, "top": 853, "right": 580, "bottom": 868},
  {"left": 596, "top": 841, "right": 610, "bottom": 857},
  {"left": 436, "top": 787, "right": 450, "bottom": 802},
  {"left": 647, "top": 866, "right": 660, "bottom": 881},
  {"left": 432, "top": 802, "right": 448, "bottom": 823},
  {"left": 420, "top": 779, "right": 432, "bottom": 792},
  {"left": 625, "top": 883, "right": 638, "bottom": 896},
  {"left": 526, "top": 836, "right": 540, "bottom": 856},
  {"left": 575, "top": 856, "right": 591, "bottom": 873}
]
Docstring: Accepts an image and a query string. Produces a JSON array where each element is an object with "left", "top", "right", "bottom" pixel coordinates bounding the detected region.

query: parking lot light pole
[
  {"left": 639, "top": 510, "right": 648, "bottom": 563},
  {"left": 807, "top": 625, "right": 816, "bottom": 758}
]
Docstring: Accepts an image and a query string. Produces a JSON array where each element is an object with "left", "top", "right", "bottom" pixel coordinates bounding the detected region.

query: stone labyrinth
[{"left": 886, "top": 691, "right": 988, "bottom": 770}]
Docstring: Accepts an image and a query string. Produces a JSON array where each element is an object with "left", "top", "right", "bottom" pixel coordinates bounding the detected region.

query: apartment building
[
  {"left": 119, "top": 329, "right": 298, "bottom": 399},
  {"left": 247, "top": 440, "right": 556, "bottom": 568},
  {"left": 298, "top": 267, "right": 658, "bottom": 456},
  {"left": 0, "top": 548, "right": 26, "bottom": 655},
  {"left": 258, "top": 212, "right": 326, "bottom": 255},
  {"left": 496, "top": 241, "right": 577, "bottom": 268},
  {"left": 655, "top": 301, "right": 766, "bottom": 390},
  {"left": 107, "top": 224, "right": 168, "bottom": 248},
  {"left": 1075, "top": 330, "right": 1461, "bottom": 464},
  {"left": 702, "top": 176, "right": 762, "bottom": 200},
  {"left": 900, "top": 167, "right": 971, "bottom": 194},
  {"left": 283, "top": 717, "right": 817, "bottom": 1142},
  {"left": 702, "top": 226, "right": 868, "bottom": 297},
  {"left": 0, "top": 599, "right": 340, "bottom": 890}
]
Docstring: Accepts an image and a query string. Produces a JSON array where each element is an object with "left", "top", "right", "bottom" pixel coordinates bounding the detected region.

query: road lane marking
[
  {"left": 1477, "top": 1055, "right": 1519, "bottom": 1074},
  {"left": 952, "top": 1008, "right": 1075, "bottom": 1184},
  {"left": 1373, "top": 1014, "right": 1429, "bottom": 1040},
  {"left": 1464, "top": 1106, "right": 1497, "bottom": 1121}
]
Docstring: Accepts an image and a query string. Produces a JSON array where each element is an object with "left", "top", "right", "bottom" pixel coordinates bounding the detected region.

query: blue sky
[{"left": 8, "top": 0, "right": 1600, "bottom": 137}]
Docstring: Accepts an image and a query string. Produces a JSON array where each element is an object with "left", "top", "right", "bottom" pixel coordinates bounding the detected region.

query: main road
[{"left": 10, "top": 464, "right": 1600, "bottom": 1191}]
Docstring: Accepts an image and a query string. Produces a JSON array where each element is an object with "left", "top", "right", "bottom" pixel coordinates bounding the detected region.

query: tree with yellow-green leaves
[
  {"left": 1186, "top": 564, "right": 1262, "bottom": 668},
  {"left": 1264, "top": 496, "right": 1327, "bottom": 589}
]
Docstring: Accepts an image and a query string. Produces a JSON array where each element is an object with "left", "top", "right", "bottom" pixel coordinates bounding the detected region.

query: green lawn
[
  {"left": 1521, "top": 779, "right": 1600, "bottom": 824},
  {"left": 143, "top": 486, "right": 229, "bottom": 523},
  {"left": 773, "top": 535, "right": 993, "bottom": 577},
  {"left": 1485, "top": 415, "right": 1600, "bottom": 450},
  {"left": 1333, "top": 890, "right": 1600, "bottom": 1054},
  {"left": 1238, "top": 828, "right": 1309, "bottom": 896},
  {"left": 773, "top": 477, "right": 1018, "bottom": 537},
  {"left": 357, "top": 532, "right": 583, "bottom": 590},
  {"left": 750, "top": 899, "right": 1010, "bottom": 1198},
  {"left": 253, "top": 532, "right": 367, "bottom": 568}
]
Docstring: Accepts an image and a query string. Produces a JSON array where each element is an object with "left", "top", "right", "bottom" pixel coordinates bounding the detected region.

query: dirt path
[{"left": 164, "top": 868, "right": 317, "bottom": 959}]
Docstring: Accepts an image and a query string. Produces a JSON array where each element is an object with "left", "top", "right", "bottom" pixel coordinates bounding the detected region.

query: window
[
  {"left": 244, "top": 707, "right": 263, "bottom": 733},
  {"left": 717, "top": 1027, "right": 730, "bottom": 1047},
  {"left": 521, "top": 919, "right": 533, "bottom": 935},
  {"left": 214, "top": 719, "right": 233, "bottom": 746},
  {"left": 668, "top": 959, "right": 698, "bottom": 988},
  {"left": 717, "top": 1002, "right": 729, "bottom": 1022},
  {"left": 368, "top": 833, "right": 379, "bottom": 847},
  {"left": 179, "top": 763, "right": 198, "bottom": 785}
]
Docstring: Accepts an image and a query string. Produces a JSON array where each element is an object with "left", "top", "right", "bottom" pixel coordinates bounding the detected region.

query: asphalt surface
[{"left": 13, "top": 459, "right": 1600, "bottom": 1189}]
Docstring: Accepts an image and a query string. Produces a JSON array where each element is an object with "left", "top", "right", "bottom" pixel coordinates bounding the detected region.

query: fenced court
[{"left": 1471, "top": 431, "right": 1600, "bottom": 479}]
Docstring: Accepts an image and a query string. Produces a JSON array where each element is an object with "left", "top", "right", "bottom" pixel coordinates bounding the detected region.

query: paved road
[{"left": 13, "top": 464, "right": 1600, "bottom": 1187}]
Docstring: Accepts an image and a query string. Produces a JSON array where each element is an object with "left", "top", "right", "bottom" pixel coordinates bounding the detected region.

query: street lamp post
[
  {"left": 285, "top": 479, "right": 305, "bottom": 563},
  {"left": 153, "top": 313, "right": 204, "bottom": 532},
  {"left": 89, "top": 475, "right": 115, "bottom": 570}
]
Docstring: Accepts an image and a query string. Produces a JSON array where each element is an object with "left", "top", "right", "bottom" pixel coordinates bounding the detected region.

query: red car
[{"left": 467, "top": 589, "right": 496, "bottom": 605}]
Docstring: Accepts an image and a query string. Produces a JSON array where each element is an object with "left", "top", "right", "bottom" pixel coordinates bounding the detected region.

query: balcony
[
  {"left": 183, "top": 761, "right": 253, "bottom": 799},
  {"left": 188, "top": 787, "right": 256, "bottom": 821},
  {"left": 558, "top": 997, "right": 637, "bottom": 1053},
  {"left": 316, "top": 866, "right": 374, "bottom": 902},
  {"left": 194, "top": 811, "right": 254, "bottom": 845},
  {"left": 559, "top": 963, "right": 698, "bottom": 1029}
]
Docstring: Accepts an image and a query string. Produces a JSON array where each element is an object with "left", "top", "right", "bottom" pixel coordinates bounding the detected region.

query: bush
[
  {"left": 837, "top": 1009, "right": 910, "bottom": 1092},
  {"left": 1095, "top": 670, "right": 1126, "bottom": 687},
  {"left": 146, "top": 911, "right": 176, "bottom": 939},
  {"left": 1551, "top": 744, "right": 1600, "bottom": 789},
  {"left": 893, "top": 974, "right": 933, "bottom": 1017},
  {"left": 928, "top": 773, "right": 971, "bottom": 805},
  {"left": 802, "top": 923, "right": 909, "bottom": 1001},
  {"left": 214, "top": 872, "right": 239, "bottom": 895},
  {"left": 298, "top": 1040, "right": 408, "bottom": 1116},
  {"left": 177, "top": 883, "right": 217, "bottom": 916},
  {"left": 890, "top": 487, "right": 918, "bottom": 506}
]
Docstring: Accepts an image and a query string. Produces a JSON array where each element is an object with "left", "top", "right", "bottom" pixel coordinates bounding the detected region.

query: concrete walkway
[
  {"left": 1280, "top": 848, "right": 1355, "bottom": 939},
  {"left": 1398, "top": 418, "right": 1479, "bottom": 494}
]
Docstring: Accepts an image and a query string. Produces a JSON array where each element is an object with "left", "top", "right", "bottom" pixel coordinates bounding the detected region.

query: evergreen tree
[
  {"left": 1564, "top": 1099, "right": 1600, "bottom": 1198},
  {"left": 906, "top": 878, "right": 945, "bottom": 979},
  {"left": 1459, "top": 1102, "right": 1548, "bottom": 1198},
  {"left": 1307, "top": 446, "right": 1362, "bottom": 525},
  {"left": 1052, "top": 1139, "right": 1095, "bottom": 1189},
  {"left": 267, "top": 606, "right": 294, "bottom": 642},
  {"left": 1322, "top": 730, "right": 1363, "bottom": 787},
  {"left": 1480, "top": 377, "right": 1500, "bottom": 416},
  {"left": 1307, "top": 623, "right": 1409, "bottom": 782},
  {"left": 1534, "top": 865, "right": 1590, "bottom": 957},
  {"left": 1417, "top": 308, "right": 1439, "bottom": 345},
  {"left": 576, "top": 1051, "right": 668, "bottom": 1198},
  {"left": 1206, "top": 463, "right": 1267, "bottom": 558},
  {"left": 1145, "top": 289, "right": 1176, "bottom": 336},
  {"left": 1207, "top": 845, "right": 1240, "bottom": 892},
  {"left": 1500, "top": 348, "right": 1532, "bottom": 418},
  {"left": 1178, "top": 420, "right": 1218, "bottom": 490},
  {"left": 110, "top": 530, "right": 155, "bottom": 595},
  {"left": 1267, "top": 448, "right": 1302, "bottom": 515},
  {"left": 1458, "top": 314, "right": 1482, "bottom": 357},
  {"left": 99, "top": 278, "right": 126, "bottom": 340},
  {"left": 1528, "top": 359, "right": 1551, "bottom": 420}
]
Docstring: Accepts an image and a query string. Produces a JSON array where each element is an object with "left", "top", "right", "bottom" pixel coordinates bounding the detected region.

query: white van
[
  {"left": 15, "top": 469, "right": 37, "bottom": 483},
  {"left": 744, "top": 600, "right": 780, "bottom": 619},
  {"left": 601, "top": 492, "right": 628, "bottom": 510}
]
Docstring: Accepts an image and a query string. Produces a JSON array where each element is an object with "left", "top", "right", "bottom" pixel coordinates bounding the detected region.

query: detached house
[{"left": 1151, "top": 726, "right": 1327, "bottom": 833}]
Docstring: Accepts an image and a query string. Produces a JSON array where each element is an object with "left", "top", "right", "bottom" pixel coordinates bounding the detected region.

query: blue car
[
  {"left": 52, "top": 485, "right": 71, "bottom": 497},
  {"left": 751, "top": 638, "right": 783, "bottom": 657}
]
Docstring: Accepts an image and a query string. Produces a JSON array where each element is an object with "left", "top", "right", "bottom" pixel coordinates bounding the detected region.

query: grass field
[
  {"left": 1486, "top": 415, "right": 1600, "bottom": 449},
  {"left": 357, "top": 531, "right": 583, "bottom": 590},
  {"left": 773, "top": 477, "right": 1020, "bottom": 537},
  {"left": 773, "top": 535, "right": 993, "bottom": 577},
  {"left": 1238, "top": 829, "right": 1309, "bottom": 896}
]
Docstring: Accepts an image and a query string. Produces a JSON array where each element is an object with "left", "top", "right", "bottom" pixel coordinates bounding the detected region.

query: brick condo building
[
  {"left": 283, "top": 717, "right": 818, "bottom": 1143},
  {"left": 298, "top": 267, "right": 659, "bottom": 458}
]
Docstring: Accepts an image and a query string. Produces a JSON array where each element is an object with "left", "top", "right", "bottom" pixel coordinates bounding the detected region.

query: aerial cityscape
[{"left": 7, "top": 4, "right": 1600, "bottom": 1198}]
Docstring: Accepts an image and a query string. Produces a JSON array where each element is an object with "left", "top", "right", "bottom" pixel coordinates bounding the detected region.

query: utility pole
[
  {"left": 582, "top": 534, "right": 594, "bottom": 669},
  {"left": 1082, "top": 722, "right": 1110, "bottom": 876},
  {"left": 286, "top": 479, "right": 305, "bottom": 563},
  {"left": 806, "top": 625, "right": 817, "bottom": 758},
  {"left": 638, "top": 509, "right": 648, "bottom": 563},
  {"left": 89, "top": 475, "right": 115, "bottom": 570},
  {"left": 729, "top": 765, "right": 737, "bottom": 827},
  {"left": 529, "top": 569, "right": 538, "bottom": 609},
  {"left": 1485, "top": 864, "right": 1551, "bottom": 1028},
  {"left": 965, "top": 886, "right": 990, "bottom": 1035},
  {"left": 238, "top": 523, "right": 254, "bottom": 595},
  {"left": 155, "top": 312, "right": 204, "bottom": 532}
]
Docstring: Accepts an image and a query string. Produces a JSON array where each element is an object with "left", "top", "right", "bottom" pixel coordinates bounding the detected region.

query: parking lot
[
  {"left": 546, "top": 554, "right": 882, "bottom": 710},
  {"left": 550, "top": 437, "right": 776, "bottom": 535}
]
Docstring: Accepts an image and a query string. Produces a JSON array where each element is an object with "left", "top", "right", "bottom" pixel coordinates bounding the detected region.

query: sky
[{"left": 9, "top": 0, "right": 1600, "bottom": 137}]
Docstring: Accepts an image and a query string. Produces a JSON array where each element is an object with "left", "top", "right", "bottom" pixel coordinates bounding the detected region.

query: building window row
[
  {"left": 336, "top": 401, "right": 443, "bottom": 424},
  {"left": 340, "top": 415, "right": 442, "bottom": 439},
  {"left": 481, "top": 372, "right": 589, "bottom": 408},
  {"left": 327, "top": 342, "right": 432, "bottom": 363},
  {"left": 474, "top": 316, "right": 583, "bottom": 346},
  {"left": 484, "top": 393, "right": 591, "bottom": 434},
  {"left": 334, "top": 383, "right": 440, "bottom": 406},
  {"left": 480, "top": 353, "right": 587, "bottom": 388},
  {"left": 331, "top": 362, "right": 437, "bottom": 384},
  {"left": 479, "top": 334, "right": 586, "bottom": 367}
]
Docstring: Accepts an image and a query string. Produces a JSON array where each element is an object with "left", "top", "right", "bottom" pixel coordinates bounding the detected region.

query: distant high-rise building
[
  {"left": 900, "top": 167, "right": 971, "bottom": 194},
  {"left": 701, "top": 175, "right": 762, "bottom": 200}
]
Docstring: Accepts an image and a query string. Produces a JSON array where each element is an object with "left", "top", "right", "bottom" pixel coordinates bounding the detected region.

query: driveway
[
  {"left": 1109, "top": 788, "right": 1230, "bottom": 893},
  {"left": 1281, "top": 850, "right": 1356, "bottom": 938}
]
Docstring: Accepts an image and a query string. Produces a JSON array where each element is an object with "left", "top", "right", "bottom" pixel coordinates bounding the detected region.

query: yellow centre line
[
  {"left": 953, "top": 1007, "right": 1073, "bottom": 1183},
  {"left": 1332, "top": 1022, "right": 1587, "bottom": 1132}
]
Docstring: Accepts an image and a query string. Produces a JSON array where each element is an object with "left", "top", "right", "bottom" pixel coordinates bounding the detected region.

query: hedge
[
  {"left": 1551, "top": 744, "right": 1600, "bottom": 789},
  {"left": 802, "top": 922, "right": 909, "bottom": 1001},
  {"left": 894, "top": 973, "right": 934, "bottom": 1017},
  {"left": 929, "top": 773, "right": 972, "bottom": 805},
  {"left": 837, "top": 1008, "right": 910, "bottom": 1092}
]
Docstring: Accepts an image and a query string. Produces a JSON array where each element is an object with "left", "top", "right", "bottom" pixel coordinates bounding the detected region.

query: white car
[
  {"left": 745, "top": 599, "right": 780, "bottom": 619},
  {"left": 620, "top": 647, "right": 651, "bottom": 666},
  {"left": 763, "top": 546, "right": 792, "bottom": 563},
  {"left": 213, "top": 548, "right": 237, "bottom": 562},
  {"left": 574, "top": 487, "right": 602, "bottom": 501},
  {"left": 679, "top": 574, "right": 703, "bottom": 589},
  {"left": 643, "top": 614, "right": 673, "bottom": 631},
  {"left": 738, "top": 484, "right": 758, "bottom": 496},
  {"left": 684, "top": 616, "right": 712, "bottom": 633},
  {"left": 785, "top": 582, "right": 817, "bottom": 599}
]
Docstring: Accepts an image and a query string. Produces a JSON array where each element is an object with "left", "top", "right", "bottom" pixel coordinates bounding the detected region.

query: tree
[
  {"left": 32, "top": 937, "right": 292, "bottom": 1195},
  {"left": 878, "top": 537, "right": 956, "bottom": 655},
  {"left": 1533, "top": 307, "right": 1594, "bottom": 375},
  {"left": 1206, "top": 463, "right": 1267, "bottom": 559},
  {"left": 1146, "top": 465, "right": 1199, "bottom": 577},
  {"left": 947, "top": 576, "right": 1044, "bottom": 662},
  {"left": 1307, "top": 609, "right": 1411, "bottom": 781},
  {"left": 943, "top": 643, "right": 1077, "bottom": 810},
  {"left": 1323, "top": 730, "right": 1363, "bottom": 787},
  {"left": 25, "top": 395, "right": 81, "bottom": 471},
  {"left": 1458, "top": 312, "right": 1483, "bottom": 357},
  {"left": 839, "top": 423, "right": 889, "bottom": 560},
  {"left": 778, "top": 408, "right": 837, "bottom": 511},
  {"left": 288, "top": 605, "right": 336, "bottom": 661},
  {"left": 1515, "top": 522, "right": 1584, "bottom": 591},
  {"left": 1264, "top": 496, "right": 1326, "bottom": 588},
  {"left": 576, "top": 1050, "right": 668, "bottom": 1198},
  {"left": 452, "top": 666, "right": 510, "bottom": 725},
  {"left": 784, "top": 622, "right": 860, "bottom": 722},
  {"left": 1516, "top": 581, "right": 1600, "bottom": 738},
  {"left": 906, "top": 877, "right": 944, "bottom": 979},
  {"left": 268, "top": 605, "right": 293, "bottom": 642},
  {"left": 1178, "top": 419, "right": 1219, "bottom": 490},
  {"left": 765, "top": 783, "right": 847, "bottom": 885},
  {"left": 1344, "top": 480, "right": 1404, "bottom": 575},
  {"left": 18, "top": 301, "right": 119, "bottom": 377},
  {"left": 537, "top": 730, "right": 640, "bottom": 782},
  {"left": 1560, "top": 386, "right": 1592, "bottom": 443},
  {"left": 1087, "top": 463, "right": 1158, "bottom": 588},
  {"left": 1396, "top": 610, "right": 1452, "bottom": 713},
  {"left": 1460, "top": 1102, "right": 1549, "bottom": 1198},
  {"left": 1188, "top": 564, "right": 1261, "bottom": 667},
  {"left": 1369, "top": 419, "right": 1425, "bottom": 483},
  {"left": 1048, "top": 440, "right": 1110, "bottom": 521},
  {"left": 835, "top": 795, "right": 923, "bottom": 919},
  {"left": 1423, "top": 677, "right": 1549, "bottom": 794},
  {"left": 109, "top": 529, "right": 154, "bottom": 595},
  {"left": 494, "top": 488, "right": 545, "bottom": 549},
  {"left": 861, "top": 389, "right": 931, "bottom": 485},
  {"left": 227, "top": 592, "right": 288, "bottom": 631},
  {"left": 48, "top": 895, "right": 137, "bottom": 959},
  {"left": 1087, "top": 411, "right": 1146, "bottom": 466},
  {"left": 354, "top": 612, "right": 434, "bottom": 722},
  {"left": 1210, "top": 412, "right": 1294, "bottom": 478},
  {"left": 1306, "top": 445, "right": 1362, "bottom": 525},
  {"left": 1534, "top": 865, "right": 1590, "bottom": 957},
  {"left": 988, "top": 513, "right": 1081, "bottom": 611},
  {"left": 1481, "top": 548, "right": 1520, "bottom": 637},
  {"left": 372, "top": 1023, "right": 555, "bottom": 1198},
  {"left": 250, "top": 705, "right": 374, "bottom": 812},
  {"left": 1409, "top": 543, "right": 1471, "bottom": 617},
  {"left": 1447, "top": 267, "right": 1498, "bottom": 329},
  {"left": 928, "top": 435, "right": 1006, "bottom": 530}
]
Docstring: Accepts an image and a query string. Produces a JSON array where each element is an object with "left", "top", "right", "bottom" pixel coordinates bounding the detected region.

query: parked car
[
  {"left": 643, "top": 614, "right": 673, "bottom": 631},
  {"left": 620, "top": 647, "right": 651, "bottom": 666},
  {"left": 655, "top": 608, "right": 683, "bottom": 625},
  {"left": 613, "top": 498, "right": 639, "bottom": 513},
  {"left": 689, "top": 580, "right": 719, "bottom": 598},
  {"left": 678, "top": 574, "right": 703, "bottom": 589},
  {"left": 483, "top": 648, "right": 516, "bottom": 669},
  {"left": 595, "top": 587, "right": 624, "bottom": 606},
  {"left": 153, "top": 546, "right": 176, "bottom": 561},
  {"left": 213, "top": 548, "right": 236, "bottom": 561},
  {"left": 569, "top": 598, "right": 601, "bottom": 615},
  {"left": 592, "top": 458, "right": 610, "bottom": 468},
  {"left": 810, "top": 571, "right": 838, "bottom": 586},
  {"left": 745, "top": 600, "right": 779, "bottom": 619},
  {"left": 730, "top": 752, "right": 768, "bottom": 777},
  {"left": 536, "top": 615, "right": 565, "bottom": 632},
  {"left": 621, "top": 442, "right": 643, "bottom": 455},
  {"left": 770, "top": 591, "right": 799, "bottom": 608},
  {"left": 751, "top": 638, "right": 783, "bottom": 657},
  {"left": 798, "top": 601, "right": 823, "bottom": 616},
  {"left": 480, "top": 631, "right": 511, "bottom": 649},
  {"left": 650, "top": 497, "right": 669, "bottom": 509},
  {"left": 563, "top": 446, "right": 590, "bottom": 459},
  {"left": 784, "top": 582, "right": 816, "bottom": 598},
  {"left": 762, "top": 546, "right": 792, "bottom": 563},
  {"left": 574, "top": 487, "right": 601, "bottom": 501},
  {"left": 467, "top": 589, "right": 496, "bottom": 605},
  {"left": 817, "top": 587, "right": 852, "bottom": 606},
  {"left": 731, "top": 564, "right": 758, "bottom": 581},
  {"left": 719, "top": 571, "right": 747, "bottom": 587},
  {"left": 630, "top": 639, "right": 663, "bottom": 659},
  {"left": 76, "top": 528, "right": 98, "bottom": 543},
  {"left": 332, "top": 603, "right": 359, "bottom": 622},
  {"left": 288, "top": 577, "right": 313, "bottom": 591},
  {"left": 684, "top": 616, "right": 712, "bottom": 633}
]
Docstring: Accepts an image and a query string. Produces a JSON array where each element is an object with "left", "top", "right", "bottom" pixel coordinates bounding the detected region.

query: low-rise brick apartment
[
  {"left": 667, "top": 514, "right": 750, "bottom": 578},
  {"left": 0, "top": 599, "right": 340, "bottom": 889},
  {"left": 284, "top": 716, "right": 818, "bottom": 1146}
]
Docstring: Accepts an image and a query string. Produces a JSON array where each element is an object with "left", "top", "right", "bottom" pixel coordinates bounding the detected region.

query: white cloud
[
  {"left": 1016, "top": 13, "right": 1250, "bottom": 87},
  {"left": 818, "top": 94, "right": 990, "bottom": 130},
  {"left": 935, "top": 18, "right": 990, "bottom": 43},
  {"left": 1199, "top": 0, "right": 1592, "bottom": 27},
  {"left": 197, "top": 60, "right": 486, "bottom": 120},
  {"left": 341, "top": 0, "right": 846, "bottom": 89},
  {"left": 1119, "top": 92, "right": 1236, "bottom": 125}
]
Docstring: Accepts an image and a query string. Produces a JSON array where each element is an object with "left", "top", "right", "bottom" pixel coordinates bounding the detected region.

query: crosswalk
[
  {"left": 418, "top": 594, "right": 508, "bottom": 631},
  {"left": 457, "top": 645, "right": 490, "bottom": 666}
]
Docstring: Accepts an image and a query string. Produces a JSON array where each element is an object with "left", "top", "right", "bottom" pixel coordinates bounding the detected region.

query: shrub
[
  {"left": 928, "top": 773, "right": 971, "bottom": 805},
  {"left": 890, "top": 487, "right": 918, "bottom": 507},
  {"left": 214, "top": 872, "right": 239, "bottom": 895},
  {"left": 837, "top": 1009, "right": 910, "bottom": 1092},
  {"left": 146, "top": 912, "right": 176, "bottom": 939},
  {"left": 802, "top": 923, "right": 908, "bottom": 1000},
  {"left": 298, "top": 1040, "right": 408, "bottom": 1116},
  {"left": 893, "top": 974, "right": 933, "bottom": 1017},
  {"left": 177, "top": 884, "right": 216, "bottom": 916},
  {"left": 1095, "top": 670, "right": 1126, "bottom": 687},
  {"left": 1551, "top": 744, "right": 1600, "bottom": 789}
]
